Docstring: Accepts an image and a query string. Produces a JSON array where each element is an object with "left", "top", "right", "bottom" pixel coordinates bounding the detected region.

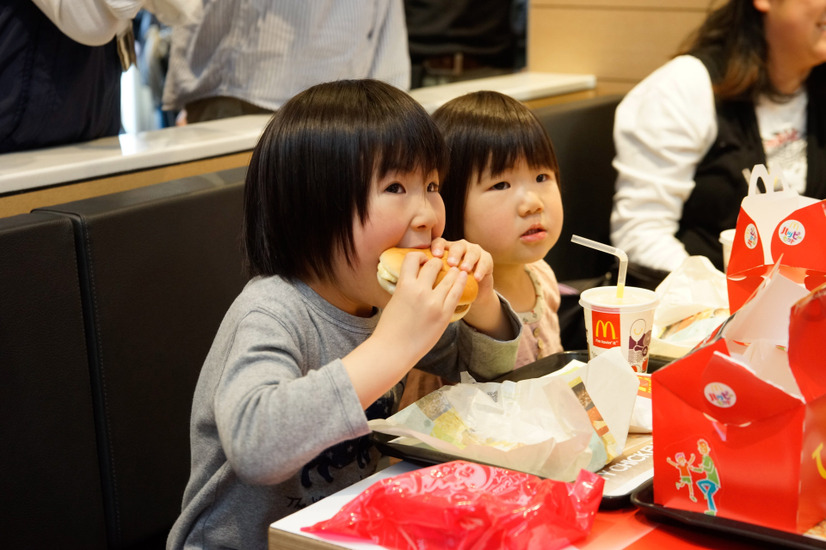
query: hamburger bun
[{"left": 377, "top": 247, "right": 479, "bottom": 321}]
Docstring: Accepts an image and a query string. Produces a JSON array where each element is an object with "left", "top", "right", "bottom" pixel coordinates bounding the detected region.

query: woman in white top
[{"left": 610, "top": 0, "right": 826, "bottom": 284}]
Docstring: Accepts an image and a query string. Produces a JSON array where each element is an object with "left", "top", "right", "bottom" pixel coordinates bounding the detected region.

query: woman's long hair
[{"left": 678, "top": 0, "right": 774, "bottom": 101}]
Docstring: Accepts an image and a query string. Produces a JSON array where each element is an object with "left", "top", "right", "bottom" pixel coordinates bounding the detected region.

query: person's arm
[
  {"left": 31, "top": 0, "right": 199, "bottom": 46},
  {"left": 215, "top": 311, "right": 369, "bottom": 486},
  {"left": 410, "top": 241, "right": 522, "bottom": 382},
  {"left": 31, "top": 0, "right": 141, "bottom": 45},
  {"left": 610, "top": 55, "right": 718, "bottom": 272}
]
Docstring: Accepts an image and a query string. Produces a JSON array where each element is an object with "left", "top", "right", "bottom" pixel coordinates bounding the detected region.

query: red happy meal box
[
  {"left": 652, "top": 271, "right": 826, "bottom": 533},
  {"left": 727, "top": 164, "right": 826, "bottom": 313}
]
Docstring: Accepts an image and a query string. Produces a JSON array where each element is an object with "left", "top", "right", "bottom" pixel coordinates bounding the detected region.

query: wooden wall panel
[{"left": 528, "top": 1, "right": 722, "bottom": 93}]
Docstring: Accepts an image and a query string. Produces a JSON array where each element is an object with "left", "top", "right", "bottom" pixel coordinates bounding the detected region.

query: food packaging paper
[
  {"left": 369, "top": 349, "right": 639, "bottom": 481},
  {"left": 651, "top": 256, "right": 730, "bottom": 359}
]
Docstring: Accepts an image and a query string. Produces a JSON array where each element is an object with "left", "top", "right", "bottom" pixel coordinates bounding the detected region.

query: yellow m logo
[{"left": 595, "top": 319, "right": 616, "bottom": 340}]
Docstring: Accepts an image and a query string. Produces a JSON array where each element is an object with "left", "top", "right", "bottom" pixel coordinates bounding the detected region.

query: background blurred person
[
  {"left": 162, "top": 0, "right": 410, "bottom": 123},
  {"left": 609, "top": 0, "right": 826, "bottom": 287},
  {"left": 0, "top": 0, "right": 133, "bottom": 152},
  {"left": 404, "top": 0, "right": 525, "bottom": 88},
  {"left": 0, "top": 0, "right": 195, "bottom": 153}
]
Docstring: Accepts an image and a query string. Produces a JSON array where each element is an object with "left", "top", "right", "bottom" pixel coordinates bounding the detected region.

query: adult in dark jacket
[
  {"left": 0, "top": 0, "right": 193, "bottom": 153},
  {"left": 0, "top": 1, "right": 129, "bottom": 153}
]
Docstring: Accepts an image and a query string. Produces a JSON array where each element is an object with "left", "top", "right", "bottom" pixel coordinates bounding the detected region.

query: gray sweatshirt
[{"left": 166, "top": 275, "right": 520, "bottom": 550}]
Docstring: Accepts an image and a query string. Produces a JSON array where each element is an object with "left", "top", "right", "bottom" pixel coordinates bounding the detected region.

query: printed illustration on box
[
  {"left": 652, "top": 271, "right": 826, "bottom": 533},
  {"left": 726, "top": 164, "right": 826, "bottom": 313},
  {"left": 665, "top": 439, "right": 721, "bottom": 514}
]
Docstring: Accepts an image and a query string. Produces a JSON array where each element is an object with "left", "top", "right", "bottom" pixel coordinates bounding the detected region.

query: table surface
[
  {"left": 0, "top": 72, "right": 595, "bottom": 196},
  {"left": 268, "top": 462, "right": 787, "bottom": 550}
]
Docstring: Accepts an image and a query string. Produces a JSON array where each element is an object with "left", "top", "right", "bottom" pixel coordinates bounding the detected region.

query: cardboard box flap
[
  {"left": 769, "top": 201, "right": 826, "bottom": 272},
  {"left": 726, "top": 265, "right": 773, "bottom": 315},
  {"left": 723, "top": 267, "right": 809, "bottom": 346},
  {"left": 739, "top": 340, "right": 801, "bottom": 398},
  {"left": 698, "top": 350, "right": 801, "bottom": 425},
  {"left": 654, "top": 339, "right": 726, "bottom": 410},
  {"left": 727, "top": 208, "right": 769, "bottom": 276},
  {"left": 655, "top": 339, "right": 802, "bottom": 425},
  {"left": 788, "top": 285, "right": 826, "bottom": 402}
]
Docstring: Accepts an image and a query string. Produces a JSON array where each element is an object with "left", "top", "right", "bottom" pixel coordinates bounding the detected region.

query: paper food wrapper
[
  {"left": 651, "top": 256, "right": 730, "bottom": 359},
  {"left": 369, "top": 349, "right": 639, "bottom": 481}
]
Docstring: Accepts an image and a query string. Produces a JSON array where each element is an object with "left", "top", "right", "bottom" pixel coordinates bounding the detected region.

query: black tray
[
  {"left": 491, "top": 350, "right": 671, "bottom": 384},
  {"left": 374, "top": 350, "right": 669, "bottom": 509},
  {"left": 631, "top": 480, "right": 826, "bottom": 549}
]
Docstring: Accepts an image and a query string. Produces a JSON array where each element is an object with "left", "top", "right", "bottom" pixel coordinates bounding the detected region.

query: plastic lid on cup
[{"left": 579, "top": 286, "right": 658, "bottom": 314}]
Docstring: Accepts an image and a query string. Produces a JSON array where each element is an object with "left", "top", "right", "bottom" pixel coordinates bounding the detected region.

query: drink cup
[
  {"left": 579, "top": 286, "right": 659, "bottom": 373},
  {"left": 719, "top": 229, "right": 735, "bottom": 272}
]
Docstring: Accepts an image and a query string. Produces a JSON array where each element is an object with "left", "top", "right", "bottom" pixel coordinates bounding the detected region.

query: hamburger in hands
[{"left": 377, "top": 247, "right": 479, "bottom": 322}]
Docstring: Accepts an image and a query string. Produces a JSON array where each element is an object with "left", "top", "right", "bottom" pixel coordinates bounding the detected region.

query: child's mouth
[{"left": 521, "top": 226, "right": 547, "bottom": 242}]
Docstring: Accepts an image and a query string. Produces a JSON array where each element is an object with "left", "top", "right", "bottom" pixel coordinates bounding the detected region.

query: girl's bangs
[{"left": 481, "top": 122, "right": 556, "bottom": 178}]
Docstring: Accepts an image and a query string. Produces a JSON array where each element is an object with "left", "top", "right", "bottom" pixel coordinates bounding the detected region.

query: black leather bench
[
  {"left": 0, "top": 212, "right": 108, "bottom": 549},
  {"left": 37, "top": 167, "right": 248, "bottom": 549},
  {"left": 27, "top": 167, "right": 249, "bottom": 549}
]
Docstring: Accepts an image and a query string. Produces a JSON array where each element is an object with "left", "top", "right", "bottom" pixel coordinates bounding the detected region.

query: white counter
[
  {"left": 0, "top": 72, "right": 595, "bottom": 197},
  {"left": 0, "top": 114, "right": 270, "bottom": 196}
]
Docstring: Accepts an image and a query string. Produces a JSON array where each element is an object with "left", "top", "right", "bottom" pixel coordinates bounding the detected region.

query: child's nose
[
  {"left": 412, "top": 198, "right": 439, "bottom": 229},
  {"left": 519, "top": 191, "right": 544, "bottom": 216}
]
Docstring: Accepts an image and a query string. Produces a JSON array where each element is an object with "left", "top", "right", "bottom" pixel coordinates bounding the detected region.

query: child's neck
[
  {"left": 307, "top": 277, "right": 375, "bottom": 317},
  {"left": 493, "top": 263, "right": 535, "bottom": 313}
]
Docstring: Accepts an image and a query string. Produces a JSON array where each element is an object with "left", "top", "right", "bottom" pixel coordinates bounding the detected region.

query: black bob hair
[
  {"left": 431, "top": 91, "right": 559, "bottom": 241},
  {"left": 243, "top": 79, "right": 446, "bottom": 281}
]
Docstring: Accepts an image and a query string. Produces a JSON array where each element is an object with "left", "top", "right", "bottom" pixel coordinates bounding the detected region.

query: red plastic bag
[{"left": 302, "top": 460, "right": 604, "bottom": 550}]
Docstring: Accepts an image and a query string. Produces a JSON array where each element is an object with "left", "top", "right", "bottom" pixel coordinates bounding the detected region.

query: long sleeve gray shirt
[{"left": 166, "top": 275, "right": 520, "bottom": 549}]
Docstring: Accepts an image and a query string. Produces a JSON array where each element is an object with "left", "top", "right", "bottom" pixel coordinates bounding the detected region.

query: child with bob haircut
[
  {"left": 166, "top": 80, "right": 520, "bottom": 550},
  {"left": 434, "top": 90, "right": 565, "bottom": 367}
]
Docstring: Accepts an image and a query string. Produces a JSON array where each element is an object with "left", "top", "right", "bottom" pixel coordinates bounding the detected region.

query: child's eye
[
  {"left": 427, "top": 181, "right": 439, "bottom": 192},
  {"left": 490, "top": 181, "right": 510, "bottom": 191},
  {"left": 536, "top": 174, "right": 549, "bottom": 183},
  {"left": 385, "top": 182, "right": 405, "bottom": 194}
]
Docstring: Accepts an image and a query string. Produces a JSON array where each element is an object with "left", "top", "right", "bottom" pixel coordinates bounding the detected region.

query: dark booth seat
[
  {"left": 0, "top": 213, "right": 108, "bottom": 549},
  {"left": 36, "top": 167, "right": 249, "bottom": 549}
]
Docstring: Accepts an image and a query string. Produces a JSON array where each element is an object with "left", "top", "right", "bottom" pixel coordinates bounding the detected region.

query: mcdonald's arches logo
[{"left": 592, "top": 311, "right": 620, "bottom": 348}]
